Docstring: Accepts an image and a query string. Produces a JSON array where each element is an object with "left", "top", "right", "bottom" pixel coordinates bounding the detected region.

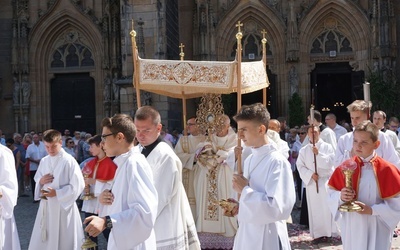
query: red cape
[
  {"left": 328, "top": 155, "right": 400, "bottom": 199},
  {"left": 85, "top": 157, "right": 117, "bottom": 182}
]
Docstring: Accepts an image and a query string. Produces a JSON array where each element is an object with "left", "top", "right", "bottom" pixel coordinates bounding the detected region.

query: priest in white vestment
[
  {"left": 175, "top": 117, "right": 206, "bottom": 217},
  {"left": 328, "top": 121, "right": 400, "bottom": 250},
  {"left": 194, "top": 115, "right": 238, "bottom": 248},
  {"left": 296, "top": 125, "right": 339, "bottom": 240},
  {"left": 0, "top": 144, "right": 21, "bottom": 250},
  {"left": 135, "top": 106, "right": 200, "bottom": 249},
  {"left": 334, "top": 100, "right": 400, "bottom": 168},
  {"left": 231, "top": 103, "right": 296, "bottom": 250},
  {"left": 84, "top": 114, "right": 158, "bottom": 249},
  {"left": 373, "top": 110, "right": 400, "bottom": 157},
  {"left": 28, "top": 129, "right": 85, "bottom": 250}
]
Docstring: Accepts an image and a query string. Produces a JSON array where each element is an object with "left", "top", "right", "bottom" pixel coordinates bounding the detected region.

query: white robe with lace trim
[
  {"left": 0, "top": 144, "right": 21, "bottom": 250},
  {"left": 175, "top": 134, "right": 206, "bottom": 217},
  {"left": 194, "top": 128, "right": 238, "bottom": 237},
  {"left": 145, "top": 142, "right": 200, "bottom": 249}
]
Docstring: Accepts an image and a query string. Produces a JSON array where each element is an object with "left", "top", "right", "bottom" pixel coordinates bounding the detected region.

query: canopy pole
[
  {"left": 236, "top": 21, "right": 243, "bottom": 176},
  {"left": 261, "top": 29, "right": 268, "bottom": 107},
  {"left": 179, "top": 43, "right": 188, "bottom": 136},
  {"left": 183, "top": 95, "right": 187, "bottom": 136},
  {"left": 130, "top": 20, "right": 142, "bottom": 108}
]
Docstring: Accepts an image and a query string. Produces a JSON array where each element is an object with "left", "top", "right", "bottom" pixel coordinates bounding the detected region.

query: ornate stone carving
[
  {"left": 103, "top": 73, "right": 112, "bottom": 102},
  {"left": 13, "top": 76, "right": 20, "bottom": 106},
  {"left": 286, "top": 0, "right": 299, "bottom": 62},
  {"left": 21, "top": 74, "right": 31, "bottom": 105},
  {"left": 349, "top": 60, "right": 359, "bottom": 71},
  {"left": 289, "top": 66, "right": 299, "bottom": 95}
]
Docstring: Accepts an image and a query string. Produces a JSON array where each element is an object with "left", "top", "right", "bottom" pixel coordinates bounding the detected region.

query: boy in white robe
[
  {"left": 84, "top": 113, "right": 158, "bottom": 249},
  {"left": 334, "top": 100, "right": 400, "bottom": 168},
  {"left": 0, "top": 144, "right": 21, "bottom": 250},
  {"left": 134, "top": 106, "right": 200, "bottom": 250},
  {"left": 229, "top": 103, "right": 296, "bottom": 250},
  {"left": 296, "top": 125, "right": 339, "bottom": 242},
  {"left": 328, "top": 121, "right": 400, "bottom": 249},
  {"left": 28, "top": 129, "right": 85, "bottom": 250}
]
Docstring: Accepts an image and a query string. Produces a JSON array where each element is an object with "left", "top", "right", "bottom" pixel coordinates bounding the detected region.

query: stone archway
[
  {"left": 215, "top": 1, "right": 285, "bottom": 115},
  {"left": 28, "top": 1, "right": 103, "bottom": 132},
  {"left": 299, "top": 1, "right": 370, "bottom": 110}
]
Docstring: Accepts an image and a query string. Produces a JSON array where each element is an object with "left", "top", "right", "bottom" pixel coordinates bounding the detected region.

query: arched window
[
  {"left": 51, "top": 42, "right": 94, "bottom": 68},
  {"left": 310, "top": 30, "right": 353, "bottom": 54},
  {"left": 230, "top": 34, "right": 272, "bottom": 60}
]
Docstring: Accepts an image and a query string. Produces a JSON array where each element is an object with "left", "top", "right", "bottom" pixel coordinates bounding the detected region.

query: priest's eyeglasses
[{"left": 101, "top": 133, "right": 117, "bottom": 141}]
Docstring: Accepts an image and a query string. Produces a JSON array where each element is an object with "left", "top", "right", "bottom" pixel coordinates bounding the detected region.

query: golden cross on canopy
[
  {"left": 179, "top": 43, "right": 185, "bottom": 60},
  {"left": 236, "top": 21, "right": 243, "bottom": 33},
  {"left": 261, "top": 29, "right": 267, "bottom": 39}
]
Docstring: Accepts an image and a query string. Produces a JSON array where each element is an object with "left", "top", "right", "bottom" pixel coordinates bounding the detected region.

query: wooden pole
[
  {"left": 310, "top": 106, "right": 319, "bottom": 193},
  {"left": 179, "top": 44, "right": 188, "bottom": 137},
  {"left": 130, "top": 20, "right": 142, "bottom": 108},
  {"left": 261, "top": 29, "right": 268, "bottom": 107},
  {"left": 236, "top": 21, "right": 243, "bottom": 175}
]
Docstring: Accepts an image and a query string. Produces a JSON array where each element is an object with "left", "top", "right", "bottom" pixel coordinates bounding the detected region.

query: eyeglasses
[
  {"left": 298, "top": 132, "right": 306, "bottom": 135},
  {"left": 101, "top": 133, "right": 117, "bottom": 141},
  {"left": 68, "top": 141, "right": 74, "bottom": 144}
]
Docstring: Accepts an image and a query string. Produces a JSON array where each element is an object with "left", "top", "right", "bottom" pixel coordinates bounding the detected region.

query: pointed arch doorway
[
  {"left": 310, "top": 62, "right": 364, "bottom": 123},
  {"left": 51, "top": 73, "right": 96, "bottom": 134}
]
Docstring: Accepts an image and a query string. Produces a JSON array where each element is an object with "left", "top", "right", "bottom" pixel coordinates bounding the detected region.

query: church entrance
[
  {"left": 50, "top": 73, "right": 96, "bottom": 134},
  {"left": 311, "top": 62, "right": 364, "bottom": 123}
]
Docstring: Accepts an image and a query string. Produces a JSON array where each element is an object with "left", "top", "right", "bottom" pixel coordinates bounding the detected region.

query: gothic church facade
[{"left": 0, "top": 0, "right": 398, "bottom": 134}]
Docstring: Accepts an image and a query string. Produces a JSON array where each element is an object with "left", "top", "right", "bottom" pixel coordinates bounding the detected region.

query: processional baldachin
[{"left": 129, "top": 19, "right": 270, "bottom": 200}]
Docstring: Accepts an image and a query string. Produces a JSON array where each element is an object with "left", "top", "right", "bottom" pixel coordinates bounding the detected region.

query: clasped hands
[
  {"left": 39, "top": 173, "right": 56, "bottom": 197},
  {"left": 340, "top": 187, "right": 372, "bottom": 215}
]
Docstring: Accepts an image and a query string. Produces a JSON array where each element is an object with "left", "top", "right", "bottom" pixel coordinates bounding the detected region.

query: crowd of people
[{"left": 1, "top": 100, "right": 400, "bottom": 249}]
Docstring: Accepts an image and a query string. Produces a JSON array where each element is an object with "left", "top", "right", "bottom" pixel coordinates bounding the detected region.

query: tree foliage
[
  {"left": 288, "top": 92, "right": 305, "bottom": 128},
  {"left": 367, "top": 69, "right": 399, "bottom": 118}
]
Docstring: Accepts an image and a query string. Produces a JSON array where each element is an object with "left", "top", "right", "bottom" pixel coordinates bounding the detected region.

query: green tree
[
  {"left": 367, "top": 69, "right": 399, "bottom": 118},
  {"left": 288, "top": 92, "right": 305, "bottom": 128}
]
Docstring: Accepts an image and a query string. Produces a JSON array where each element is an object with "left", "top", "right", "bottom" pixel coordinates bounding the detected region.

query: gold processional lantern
[{"left": 81, "top": 233, "right": 97, "bottom": 250}]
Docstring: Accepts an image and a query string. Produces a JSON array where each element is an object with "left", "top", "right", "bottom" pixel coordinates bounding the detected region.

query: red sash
[
  {"left": 86, "top": 157, "right": 117, "bottom": 182},
  {"left": 328, "top": 155, "right": 400, "bottom": 199}
]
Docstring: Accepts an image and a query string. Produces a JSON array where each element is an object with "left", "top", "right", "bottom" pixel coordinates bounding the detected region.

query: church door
[
  {"left": 50, "top": 73, "right": 96, "bottom": 134},
  {"left": 311, "top": 62, "right": 364, "bottom": 123}
]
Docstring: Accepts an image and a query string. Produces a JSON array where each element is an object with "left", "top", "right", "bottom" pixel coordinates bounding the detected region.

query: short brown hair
[
  {"left": 134, "top": 106, "right": 161, "bottom": 125},
  {"left": 101, "top": 114, "right": 136, "bottom": 143},
  {"left": 87, "top": 134, "right": 102, "bottom": 146},
  {"left": 43, "top": 129, "right": 62, "bottom": 143},
  {"left": 353, "top": 120, "right": 379, "bottom": 142},
  {"left": 233, "top": 103, "right": 270, "bottom": 129}
]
